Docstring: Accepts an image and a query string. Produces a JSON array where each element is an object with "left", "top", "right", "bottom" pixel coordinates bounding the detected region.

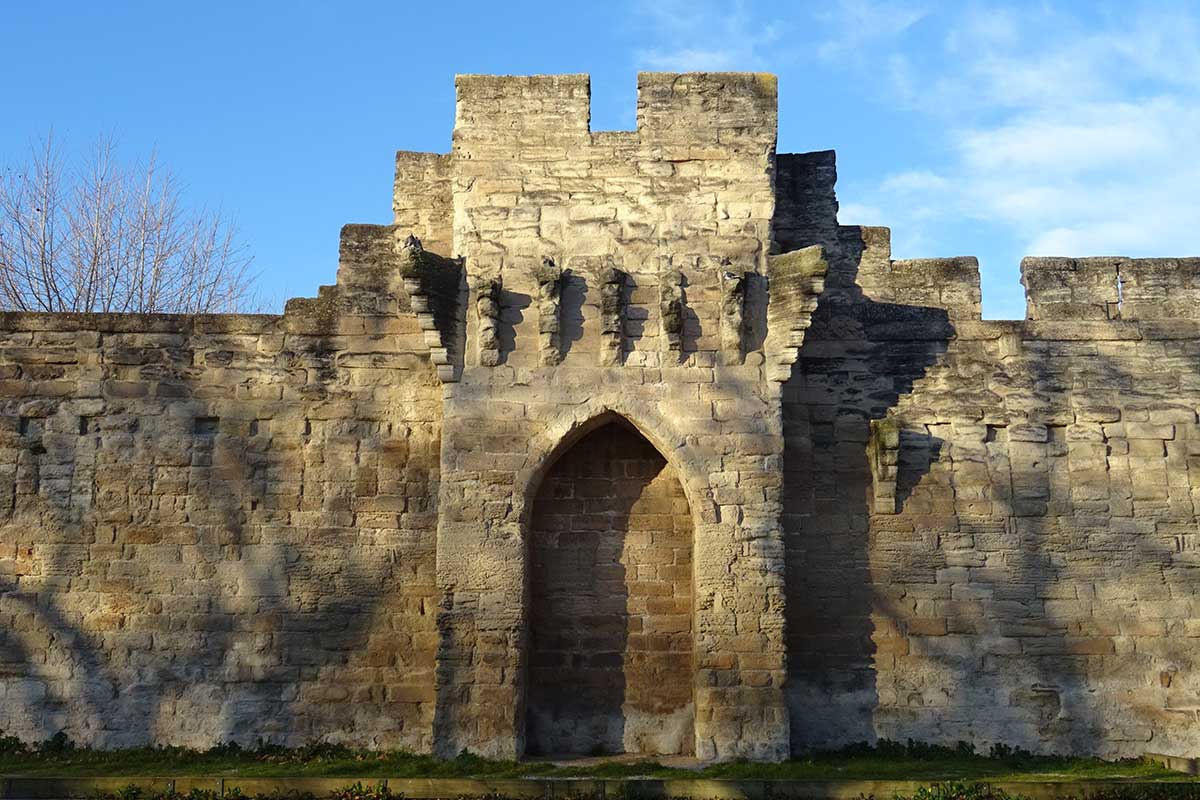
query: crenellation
[
  {"left": 454, "top": 73, "right": 591, "bottom": 140},
  {"left": 836, "top": 224, "right": 893, "bottom": 298},
  {"left": 1017, "top": 255, "right": 1200, "bottom": 323},
  {"left": 1021, "top": 256, "right": 1122, "bottom": 321},
  {"left": 772, "top": 150, "right": 838, "bottom": 254},
  {"left": 888, "top": 257, "right": 982, "bottom": 320},
  {"left": 636, "top": 72, "right": 778, "bottom": 149},
  {"left": 393, "top": 151, "right": 452, "bottom": 257},
  {"left": 335, "top": 223, "right": 401, "bottom": 294},
  {"left": 2, "top": 70, "right": 1199, "bottom": 764},
  {"left": 1117, "top": 257, "right": 1200, "bottom": 321}
]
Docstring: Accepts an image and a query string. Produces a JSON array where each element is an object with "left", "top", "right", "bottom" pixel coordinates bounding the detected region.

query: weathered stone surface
[{"left": 0, "top": 71, "right": 1198, "bottom": 764}]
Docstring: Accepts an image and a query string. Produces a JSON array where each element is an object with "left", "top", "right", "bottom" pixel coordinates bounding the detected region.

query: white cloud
[
  {"left": 1026, "top": 226, "right": 1139, "bottom": 258},
  {"left": 814, "top": 0, "right": 928, "bottom": 61},
  {"left": 880, "top": 170, "right": 952, "bottom": 194},
  {"left": 640, "top": 47, "right": 743, "bottom": 72},
  {"left": 837, "top": 202, "right": 889, "bottom": 226},
  {"left": 832, "top": 2, "right": 1200, "bottom": 315},
  {"left": 942, "top": 6, "right": 1019, "bottom": 52},
  {"left": 957, "top": 107, "right": 1174, "bottom": 175},
  {"left": 632, "top": 0, "right": 782, "bottom": 71}
]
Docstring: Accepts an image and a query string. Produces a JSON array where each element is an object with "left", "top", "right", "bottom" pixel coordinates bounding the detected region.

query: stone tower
[{"left": 411, "top": 73, "right": 826, "bottom": 760}]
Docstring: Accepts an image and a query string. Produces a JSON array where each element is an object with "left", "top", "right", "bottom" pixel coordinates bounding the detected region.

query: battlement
[
  {"left": 454, "top": 73, "right": 591, "bottom": 138},
  {"left": 393, "top": 152, "right": 451, "bottom": 256},
  {"left": 1021, "top": 257, "right": 1200, "bottom": 320},
  {"left": 441, "top": 72, "right": 783, "bottom": 370},
  {"left": 1114, "top": 258, "right": 1200, "bottom": 320},
  {"left": 635, "top": 72, "right": 777, "bottom": 146},
  {"left": 444, "top": 75, "right": 1200, "bottom": 332},
  {"left": 774, "top": 150, "right": 839, "bottom": 253},
  {"left": 452, "top": 71, "right": 777, "bottom": 147}
]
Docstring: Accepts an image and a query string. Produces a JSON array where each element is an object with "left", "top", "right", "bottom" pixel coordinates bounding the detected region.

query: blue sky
[{"left": 5, "top": 0, "right": 1198, "bottom": 319}]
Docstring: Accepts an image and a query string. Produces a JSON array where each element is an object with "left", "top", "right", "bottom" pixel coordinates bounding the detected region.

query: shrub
[
  {"left": 0, "top": 731, "right": 28, "bottom": 755},
  {"left": 899, "top": 783, "right": 1031, "bottom": 800},
  {"left": 327, "top": 783, "right": 394, "bottom": 800}
]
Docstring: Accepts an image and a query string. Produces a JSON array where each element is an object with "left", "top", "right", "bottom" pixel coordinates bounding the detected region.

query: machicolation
[{"left": 0, "top": 72, "right": 1198, "bottom": 763}]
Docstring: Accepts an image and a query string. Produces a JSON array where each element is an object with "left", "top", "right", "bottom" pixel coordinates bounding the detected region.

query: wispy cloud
[
  {"left": 632, "top": 0, "right": 782, "bottom": 71},
  {"left": 632, "top": 0, "right": 926, "bottom": 74},
  {"left": 834, "top": 2, "right": 1200, "bottom": 315},
  {"left": 814, "top": 0, "right": 928, "bottom": 61}
]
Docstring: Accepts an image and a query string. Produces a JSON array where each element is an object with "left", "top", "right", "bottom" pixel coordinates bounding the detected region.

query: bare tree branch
[{"left": 0, "top": 133, "right": 256, "bottom": 314}]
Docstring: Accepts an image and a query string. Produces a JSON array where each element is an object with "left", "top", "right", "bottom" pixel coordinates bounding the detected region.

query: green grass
[
  {"left": 0, "top": 735, "right": 1194, "bottom": 781},
  {"left": 694, "top": 750, "right": 1187, "bottom": 782}
]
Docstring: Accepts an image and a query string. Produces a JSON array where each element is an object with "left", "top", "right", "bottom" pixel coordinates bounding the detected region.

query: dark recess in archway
[{"left": 525, "top": 419, "right": 695, "bottom": 757}]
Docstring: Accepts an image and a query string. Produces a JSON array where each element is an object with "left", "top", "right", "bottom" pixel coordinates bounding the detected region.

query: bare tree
[{"left": 0, "top": 133, "right": 256, "bottom": 314}]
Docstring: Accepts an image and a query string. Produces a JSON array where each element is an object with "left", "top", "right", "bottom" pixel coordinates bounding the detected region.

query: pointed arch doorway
[{"left": 524, "top": 417, "right": 695, "bottom": 756}]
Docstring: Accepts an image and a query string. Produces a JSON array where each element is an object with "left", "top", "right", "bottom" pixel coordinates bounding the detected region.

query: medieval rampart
[{"left": 0, "top": 73, "right": 1196, "bottom": 761}]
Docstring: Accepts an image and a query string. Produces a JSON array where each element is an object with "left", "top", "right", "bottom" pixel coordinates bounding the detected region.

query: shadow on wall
[
  {"left": 524, "top": 420, "right": 695, "bottom": 758},
  {"left": 782, "top": 224, "right": 952, "bottom": 751},
  {"left": 498, "top": 289, "right": 530, "bottom": 365},
  {"left": 0, "top": 302, "right": 439, "bottom": 749},
  {"left": 784, "top": 222, "right": 1197, "bottom": 756},
  {"left": 559, "top": 271, "right": 587, "bottom": 359},
  {"left": 867, "top": 329, "right": 1196, "bottom": 756}
]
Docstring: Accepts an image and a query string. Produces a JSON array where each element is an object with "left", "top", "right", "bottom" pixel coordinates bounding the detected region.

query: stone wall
[
  {"left": 0, "top": 228, "right": 443, "bottom": 750},
  {"left": 778, "top": 179, "right": 1200, "bottom": 756},
  {"left": 0, "top": 71, "right": 1197, "bottom": 762}
]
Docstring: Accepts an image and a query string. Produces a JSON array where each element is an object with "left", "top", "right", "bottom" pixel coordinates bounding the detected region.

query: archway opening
[{"left": 525, "top": 419, "right": 695, "bottom": 756}]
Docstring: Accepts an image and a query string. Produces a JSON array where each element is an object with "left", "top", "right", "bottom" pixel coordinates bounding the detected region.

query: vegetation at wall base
[
  {"left": 69, "top": 782, "right": 1200, "bottom": 800},
  {"left": 0, "top": 734, "right": 1194, "bottom": 781},
  {"left": 90, "top": 785, "right": 400, "bottom": 800},
  {"left": 884, "top": 783, "right": 1200, "bottom": 800}
]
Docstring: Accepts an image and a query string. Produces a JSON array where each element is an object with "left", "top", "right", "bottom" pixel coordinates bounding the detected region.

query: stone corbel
[
  {"left": 719, "top": 264, "right": 748, "bottom": 360},
  {"left": 660, "top": 270, "right": 685, "bottom": 353},
  {"left": 599, "top": 265, "right": 627, "bottom": 367},
  {"left": 765, "top": 245, "right": 828, "bottom": 382},
  {"left": 533, "top": 257, "right": 563, "bottom": 366},
  {"left": 472, "top": 277, "right": 502, "bottom": 367},
  {"left": 396, "top": 233, "right": 462, "bottom": 382},
  {"left": 868, "top": 417, "right": 901, "bottom": 514}
]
